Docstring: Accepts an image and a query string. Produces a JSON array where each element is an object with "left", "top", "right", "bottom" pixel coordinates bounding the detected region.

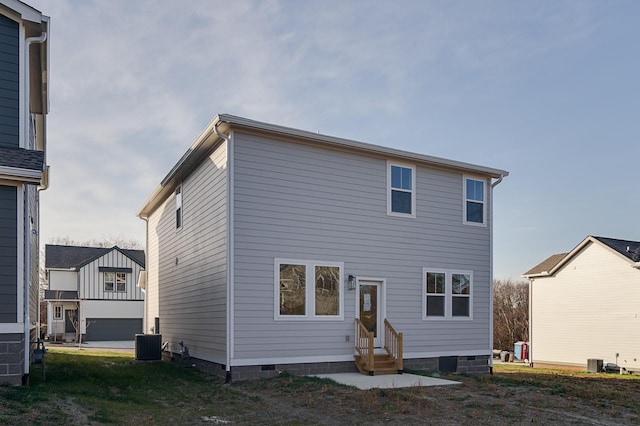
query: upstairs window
[
  {"left": 388, "top": 162, "right": 415, "bottom": 217},
  {"left": 175, "top": 186, "right": 183, "bottom": 229},
  {"left": 105, "top": 272, "right": 126, "bottom": 292},
  {"left": 464, "top": 177, "right": 486, "bottom": 226}
]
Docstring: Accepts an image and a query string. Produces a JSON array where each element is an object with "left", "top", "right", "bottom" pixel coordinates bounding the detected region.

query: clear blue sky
[{"left": 29, "top": 0, "right": 640, "bottom": 280}]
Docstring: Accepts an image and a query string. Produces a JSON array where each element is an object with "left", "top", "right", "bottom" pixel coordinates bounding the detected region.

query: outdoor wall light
[{"left": 348, "top": 274, "right": 356, "bottom": 291}]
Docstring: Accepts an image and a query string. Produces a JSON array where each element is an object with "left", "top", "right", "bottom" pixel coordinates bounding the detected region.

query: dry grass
[{"left": 1, "top": 351, "right": 639, "bottom": 425}]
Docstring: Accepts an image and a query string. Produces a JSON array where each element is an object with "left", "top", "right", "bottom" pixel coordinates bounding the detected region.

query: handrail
[
  {"left": 384, "top": 319, "right": 403, "bottom": 372},
  {"left": 355, "top": 318, "right": 374, "bottom": 373}
]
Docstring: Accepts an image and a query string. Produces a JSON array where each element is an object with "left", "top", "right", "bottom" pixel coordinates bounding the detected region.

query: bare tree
[
  {"left": 48, "top": 235, "right": 143, "bottom": 249},
  {"left": 493, "top": 279, "right": 529, "bottom": 350}
]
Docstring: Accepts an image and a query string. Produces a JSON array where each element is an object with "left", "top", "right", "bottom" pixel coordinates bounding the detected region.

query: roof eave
[
  {"left": 0, "top": 166, "right": 42, "bottom": 184},
  {"left": 138, "top": 114, "right": 509, "bottom": 218}
]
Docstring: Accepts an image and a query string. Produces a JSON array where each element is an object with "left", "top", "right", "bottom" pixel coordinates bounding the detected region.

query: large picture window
[
  {"left": 387, "top": 162, "right": 416, "bottom": 217},
  {"left": 423, "top": 268, "right": 473, "bottom": 319},
  {"left": 464, "top": 176, "right": 486, "bottom": 225},
  {"left": 276, "top": 259, "right": 343, "bottom": 320}
]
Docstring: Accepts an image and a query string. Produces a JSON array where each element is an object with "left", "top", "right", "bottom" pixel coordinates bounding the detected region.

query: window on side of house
[
  {"left": 423, "top": 268, "right": 473, "bottom": 319},
  {"left": 387, "top": 162, "right": 416, "bottom": 217},
  {"left": 116, "top": 272, "right": 126, "bottom": 292},
  {"left": 104, "top": 272, "right": 115, "bottom": 292},
  {"left": 464, "top": 177, "right": 486, "bottom": 225},
  {"left": 53, "top": 305, "right": 63, "bottom": 320},
  {"left": 175, "top": 185, "right": 183, "bottom": 229},
  {"left": 276, "top": 259, "right": 343, "bottom": 320}
]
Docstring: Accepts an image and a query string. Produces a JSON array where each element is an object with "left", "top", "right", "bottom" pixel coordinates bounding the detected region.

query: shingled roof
[
  {"left": 523, "top": 253, "right": 568, "bottom": 276},
  {"left": 523, "top": 235, "right": 640, "bottom": 278},
  {"left": 0, "top": 146, "right": 44, "bottom": 170},
  {"left": 45, "top": 245, "right": 145, "bottom": 269},
  {"left": 592, "top": 236, "right": 640, "bottom": 263}
]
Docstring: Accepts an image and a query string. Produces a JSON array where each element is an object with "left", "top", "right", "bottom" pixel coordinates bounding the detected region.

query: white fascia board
[
  {"left": 0, "top": 0, "right": 45, "bottom": 23},
  {"left": 0, "top": 166, "right": 42, "bottom": 183},
  {"left": 217, "top": 114, "right": 509, "bottom": 178}
]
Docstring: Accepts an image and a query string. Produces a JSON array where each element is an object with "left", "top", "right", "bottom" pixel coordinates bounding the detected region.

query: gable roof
[
  {"left": 45, "top": 245, "right": 145, "bottom": 270},
  {"left": 522, "top": 253, "right": 568, "bottom": 277},
  {"left": 138, "top": 114, "right": 509, "bottom": 218},
  {"left": 523, "top": 235, "right": 640, "bottom": 278}
]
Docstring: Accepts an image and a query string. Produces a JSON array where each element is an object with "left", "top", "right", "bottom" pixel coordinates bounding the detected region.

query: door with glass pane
[{"left": 358, "top": 281, "right": 382, "bottom": 347}]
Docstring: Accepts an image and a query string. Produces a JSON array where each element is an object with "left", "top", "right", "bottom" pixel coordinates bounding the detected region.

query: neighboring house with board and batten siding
[
  {"left": 524, "top": 236, "right": 640, "bottom": 373},
  {"left": 44, "top": 245, "right": 145, "bottom": 342},
  {"left": 137, "top": 114, "right": 508, "bottom": 382},
  {"left": 0, "top": 0, "right": 49, "bottom": 385}
]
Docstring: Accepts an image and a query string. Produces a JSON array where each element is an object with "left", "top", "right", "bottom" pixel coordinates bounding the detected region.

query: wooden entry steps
[
  {"left": 355, "top": 353, "right": 401, "bottom": 376},
  {"left": 354, "top": 318, "right": 403, "bottom": 376}
]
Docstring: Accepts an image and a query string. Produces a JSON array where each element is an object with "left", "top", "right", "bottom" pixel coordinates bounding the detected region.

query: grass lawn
[{"left": 1, "top": 350, "right": 639, "bottom": 425}]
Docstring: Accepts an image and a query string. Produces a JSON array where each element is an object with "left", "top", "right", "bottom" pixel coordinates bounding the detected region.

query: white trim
[
  {"left": 230, "top": 349, "right": 491, "bottom": 367},
  {"left": 227, "top": 135, "right": 234, "bottom": 365},
  {"left": 274, "top": 258, "right": 344, "bottom": 321},
  {"left": 463, "top": 175, "right": 487, "bottom": 227},
  {"left": 231, "top": 353, "right": 355, "bottom": 367},
  {"left": 354, "top": 277, "right": 386, "bottom": 347},
  {"left": 0, "top": 324, "right": 23, "bottom": 333},
  {"left": 0, "top": 166, "right": 42, "bottom": 183},
  {"left": 386, "top": 161, "right": 416, "bottom": 218},
  {"left": 404, "top": 349, "right": 490, "bottom": 358},
  {"left": 422, "top": 268, "right": 474, "bottom": 320}
]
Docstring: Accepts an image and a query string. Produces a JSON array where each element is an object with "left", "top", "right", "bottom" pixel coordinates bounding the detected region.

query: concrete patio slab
[{"left": 309, "top": 372, "right": 460, "bottom": 390}]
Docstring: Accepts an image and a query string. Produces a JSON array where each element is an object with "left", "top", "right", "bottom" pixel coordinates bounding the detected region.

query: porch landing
[{"left": 309, "top": 372, "right": 460, "bottom": 390}]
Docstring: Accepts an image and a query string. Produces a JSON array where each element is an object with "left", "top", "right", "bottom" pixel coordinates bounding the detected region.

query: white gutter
[
  {"left": 214, "top": 123, "right": 233, "bottom": 382},
  {"left": 488, "top": 174, "right": 506, "bottom": 373},
  {"left": 23, "top": 30, "right": 47, "bottom": 379}
]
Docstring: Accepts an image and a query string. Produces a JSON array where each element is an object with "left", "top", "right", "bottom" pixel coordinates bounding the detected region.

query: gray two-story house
[
  {"left": 0, "top": 0, "right": 49, "bottom": 385},
  {"left": 137, "top": 114, "right": 508, "bottom": 382}
]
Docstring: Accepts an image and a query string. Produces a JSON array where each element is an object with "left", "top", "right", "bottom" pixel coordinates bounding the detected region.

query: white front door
[{"left": 357, "top": 280, "right": 383, "bottom": 347}]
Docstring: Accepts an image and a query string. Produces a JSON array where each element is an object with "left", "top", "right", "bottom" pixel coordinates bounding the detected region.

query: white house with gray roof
[
  {"left": 138, "top": 114, "right": 508, "bottom": 381},
  {"left": 0, "top": 0, "right": 49, "bottom": 385},
  {"left": 524, "top": 236, "right": 640, "bottom": 372},
  {"left": 44, "top": 245, "right": 145, "bottom": 342}
]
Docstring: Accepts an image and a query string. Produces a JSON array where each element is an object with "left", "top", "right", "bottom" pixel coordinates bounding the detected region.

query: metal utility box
[
  {"left": 587, "top": 359, "right": 603, "bottom": 373},
  {"left": 135, "top": 334, "right": 162, "bottom": 361}
]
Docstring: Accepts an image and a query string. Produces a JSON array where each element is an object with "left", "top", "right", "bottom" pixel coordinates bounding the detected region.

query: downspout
[
  {"left": 139, "top": 215, "right": 149, "bottom": 334},
  {"left": 23, "top": 31, "right": 48, "bottom": 379},
  {"left": 214, "top": 122, "right": 233, "bottom": 383},
  {"left": 488, "top": 174, "right": 506, "bottom": 374}
]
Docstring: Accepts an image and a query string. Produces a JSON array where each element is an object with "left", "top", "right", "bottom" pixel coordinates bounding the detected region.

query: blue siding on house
[
  {"left": 0, "top": 14, "right": 19, "bottom": 149},
  {"left": 0, "top": 185, "right": 17, "bottom": 322}
]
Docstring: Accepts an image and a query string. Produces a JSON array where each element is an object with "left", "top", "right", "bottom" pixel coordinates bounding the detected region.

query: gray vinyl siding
[
  {"left": 0, "top": 14, "right": 19, "bottom": 149},
  {"left": 150, "top": 142, "right": 228, "bottom": 363},
  {"left": 78, "top": 251, "right": 144, "bottom": 301},
  {"left": 0, "top": 185, "right": 17, "bottom": 322},
  {"left": 232, "top": 132, "right": 492, "bottom": 361}
]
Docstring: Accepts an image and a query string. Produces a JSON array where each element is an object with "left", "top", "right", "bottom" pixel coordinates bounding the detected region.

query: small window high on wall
[{"left": 175, "top": 185, "right": 182, "bottom": 229}]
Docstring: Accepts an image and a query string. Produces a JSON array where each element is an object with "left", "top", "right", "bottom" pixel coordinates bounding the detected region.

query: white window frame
[
  {"left": 387, "top": 161, "right": 416, "bottom": 218},
  {"left": 175, "top": 185, "right": 183, "bottom": 230},
  {"left": 463, "top": 175, "right": 487, "bottom": 226},
  {"left": 104, "top": 272, "right": 126, "bottom": 292},
  {"left": 53, "top": 305, "right": 63, "bottom": 320},
  {"left": 274, "top": 258, "right": 344, "bottom": 321},
  {"left": 422, "top": 268, "right": 473, "bottom": 320},
  {"left": 115, "top": 272, "right": 127, "bottom": 293}
]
